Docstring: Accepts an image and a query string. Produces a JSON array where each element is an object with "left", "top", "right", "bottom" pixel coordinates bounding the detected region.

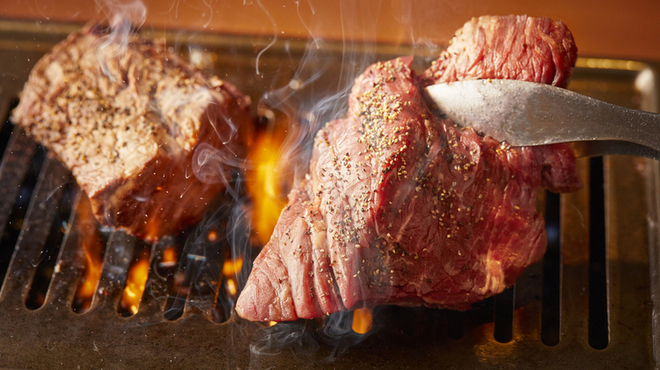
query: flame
[
  {"left": 226, "top": 278, "right": 237, "bottom": 296},
  {"left": 352, "top": 308, "right": 373, "bottom": 334},
  {"left": 120, "top": 255, "right": 150, "bottom": 315},
  {"left": 144, "top": 212, "right": 162, "bottom": 242},
  {"left": 77, "top": 242, "right": 103, "bottom": 301},
  {"left": 222, "top": 257, "right": 243, "bottom": 298},
  {"left": 246, "top": 130, "right": 289, "bottom": 245},
  {"left": 222, "top": 257, "right": 243, "bottom": 277},
  {"left": 73, "top": 195, "right": 105, "bottom": 313},
  {"left": 207, "top": 230, "right": 218, "bottom": 242},
  {"left": 160, "top": 246, "right": 177, "bottom": 269}
]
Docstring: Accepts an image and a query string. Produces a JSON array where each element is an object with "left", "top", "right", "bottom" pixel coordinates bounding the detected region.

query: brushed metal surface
[
  {"left": 0, "top": 19, "right": 656, "bottom": 370},
  {"left": 425, "top": 80, "right": 660, "bottom": 158}
]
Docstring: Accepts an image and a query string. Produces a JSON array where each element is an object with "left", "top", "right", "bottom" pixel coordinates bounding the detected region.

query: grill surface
[{"left": 0, "top": 19, "right": 658, "bottom": 369}]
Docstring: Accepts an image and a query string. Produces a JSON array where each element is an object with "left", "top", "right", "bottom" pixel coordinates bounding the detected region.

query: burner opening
[
  {"left": 155, "top": 241, "right": 178, "bottom": 278},
  {"left": 186, "top": 228, "right": 231, "bottom": 323},
  {"left": 25, "top": 180, "right": 75, "bottom": 310},
  {"left": 71, "top": 196, "right": 108, "bottom": 314},
  {"left": 446, "top": 309, "right": 466, "bottom": 340},
  {"left": 493, "top": 286, "right": 516, "bottom": 343},
  {"left": 118, "top": 239, "right": 152, "bottom": 317},
  {"left": 211, "top": 262, "right": 232, "bottom": 324},
  {"left": 589, "top": 157, "right": 609, "bottom": 350},
  {"left": 0, "top": 143, "right": 46, "bottom": 291},
  {"left": 0, "top": 103, "right": 17, "bottom": 164},
  {"left": 541, "top": 191, "right": 562, "bottom": 346},
  {"left": 163, "top": 241, "right": 192, "bottom": 321}
]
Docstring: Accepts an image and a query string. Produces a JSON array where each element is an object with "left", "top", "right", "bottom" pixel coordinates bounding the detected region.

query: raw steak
[
  {"left": 236, "top": 15, "right": 581, "bottom": 321},
  {"left": 12, "top": 24, "right": 252, "bottom": 241}
]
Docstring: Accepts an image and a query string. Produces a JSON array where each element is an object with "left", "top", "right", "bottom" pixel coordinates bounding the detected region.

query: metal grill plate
[{"left": 0, "top": 19, "right": 658, "bottom": 370}]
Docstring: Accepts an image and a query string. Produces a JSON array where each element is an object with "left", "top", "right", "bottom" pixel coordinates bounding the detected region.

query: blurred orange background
[{"left": 1, "top": 0, "right": 659, "bottom": 61}]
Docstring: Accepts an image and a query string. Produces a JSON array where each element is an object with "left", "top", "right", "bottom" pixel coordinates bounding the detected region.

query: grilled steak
[
  {"left": 11, "top": 24, "right": 252, "bottom": 241},
  {"left": 421, "top": 15, "right": 577, "bottom": 89},
  {"left": 237, "top": 15, "right": 581, "bottom": 322}
]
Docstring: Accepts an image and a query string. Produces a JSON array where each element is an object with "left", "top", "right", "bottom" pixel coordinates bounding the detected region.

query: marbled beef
[
  {"left": 236, "top": 15, "right": 581, "bottom": 322},
  {"left": 11, "top": 24, "right": 252, "bottom": 241}
]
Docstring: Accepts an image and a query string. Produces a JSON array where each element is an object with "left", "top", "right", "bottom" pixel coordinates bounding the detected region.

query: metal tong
[{"left": 425, "top": 79, "right": 660, "bottom": 160}]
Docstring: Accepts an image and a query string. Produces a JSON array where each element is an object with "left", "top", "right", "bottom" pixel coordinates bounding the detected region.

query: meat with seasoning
[
  {"left": 11, "top": 24, "right": 252, "bottom": 241},
  {"left": 236, "top": 15, "right": 582, "bottom": 322}
]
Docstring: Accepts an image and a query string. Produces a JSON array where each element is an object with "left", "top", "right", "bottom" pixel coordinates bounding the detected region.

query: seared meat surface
[
  {"left": 421, "top": 15, "right": 577, "bottom": 89},
  {"left": 12, "top": 24, "right": 252, "bottom": 241},
  {"left": 238, "top": 14, "right": 582, "bottom": 322}
]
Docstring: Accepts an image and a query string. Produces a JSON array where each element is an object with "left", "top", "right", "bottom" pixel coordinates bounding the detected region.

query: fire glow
[
  {"left": 160, "top": 246, "right": 178, "bottom": 269},
  {"left": 244, "top": 122, "right": 292, "bottom": 328},
  {"left": 246, "top": 118, "right": 376, "bottom": 332},
  {"left": 246, "top": 129, "right": 289, "bottom": 246},
  {"left": 352, "top": 308, "right": 373, "bottom": 334},
  {"left": 120, "top": 252, "right": 150, "bottom": 316},
  {"left": 222, "top": 257, "right": 243, "bottom": 297},
  {"left": 144, "top": 212, "right": 163, "bottom": 241},
  {"left": 117, "top": 217, "right": 162, "bottom": 316},
  {"left": 76, "top": 242, "right": 103, "bottom": 309},
  {"left": 72, "top": 195, "right": 105, "bottom": 314},
  {"left": 207, "top": 230, "right": 218, "bottom": 242}
]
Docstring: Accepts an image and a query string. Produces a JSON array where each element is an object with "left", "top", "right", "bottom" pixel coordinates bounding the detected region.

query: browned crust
[{"left": 12, "top": 23, "right": 253, "bottom": 240}]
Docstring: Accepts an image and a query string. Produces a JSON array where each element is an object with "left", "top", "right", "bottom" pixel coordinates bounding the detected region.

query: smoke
[
  {"left": 81, "top": 0, "right": 455, "bottom": 361},
  {"left": 392, "top": 0, "right": 486, "bottom": 54},
  {"left": 192, "top": 143, "right": 241, "bottom": 187},
  {"left": 249, "top": 321, "right": 320, "bottom": 357},
  {"left": 240, "top": 0, "right": 396, "bottom": 357},
  {"left": 251, "top": 0, "right": 390, "bottom": 188},
  {"left": 94, "top": 0, "right": 147, "bottom": 69},
  {"left": 247, "top": 309, "right": 388, "bottom": 362},
  {"left": 94, "top": 0, "right": 147, "bottom": 25}
]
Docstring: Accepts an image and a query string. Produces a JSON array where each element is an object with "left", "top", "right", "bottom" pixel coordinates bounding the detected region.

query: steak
[
  {"left": 237, "top": 15, "right": 582, "bottom": 322},
  {"left": 421, "top": 15, "right": 577, "bottom": 89},
  {"left": 11, "top": 24, "right": 252, "bottom": 241}
]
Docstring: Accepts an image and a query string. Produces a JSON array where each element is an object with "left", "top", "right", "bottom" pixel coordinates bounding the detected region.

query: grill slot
[
  {"left": 0, "top": 122, "right": 38, "bottom": 291},
  {"left": 1, "top": 150, "right": 70, "bottom": 309},
  {"left": 646, "top": 160, "right": 660, "bottom": 367},
  {"left": 0, "top": 144, "right": 45, "bottom": 293},
  {"left": 493, "top": 286, "right": 515, "bottom": 343},
  {"left": 588, "top": 157, "right": 609, "bottom": 349},
  {"left": 138, "top": 239, "right": 178, "bottom": 319},
  {"left": 446, "top": 309, "right": 466, "bottom": 340},
  {"left": 25, "top": 180, "right": 75, "bottom": 310},
  {"left": 70, "top": 202, "right": 107, "bottom": 314},
  {"left": 40, "top": 189, "right": 85, "bottom": 308},
  {"left": 100, "top": 233, "right": 136, "bottom": 312},
  {"left": 0, "top": 20, "right": 657, "bottom": 369},
  {"left": 541, "top": 191, "right": 562, "bottom": 346},
  {"left": 0, "top": 102, "right": 17, "bottom": 164},
  {"left": 163, "top": 244, "right": 196, "bottom": 321},
  {"left": 118, "top": 238, "right": 151, "bottom": 317}
]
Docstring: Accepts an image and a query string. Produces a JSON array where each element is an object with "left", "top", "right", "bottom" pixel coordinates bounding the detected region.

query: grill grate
[{"left": 0, "top": 19, "right": 658, "bottom": 369}]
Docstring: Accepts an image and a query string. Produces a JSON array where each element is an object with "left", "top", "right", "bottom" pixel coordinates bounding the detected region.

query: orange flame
[
  {"left": 226, "top": 278, "right": 237, "bottom": 296},
  {"left": 246, "top": 130, "right": 289, "bottom": 245},
  {"left": 120, "top": 255, "right": 150, "bottom": 315},
  {"left": 222, "top": 257, "right": 243, "bottom": 297},
  {"left": 245, "top": 110, "right": 301, "bottom": 327},
  {"left": 222, "top": 257, "right": 243, "bottom": 277},
  {"left": 144, "top": 210, "right": 163, "bottom": 242},
  {"left": 72, "top": 194, "right": 104, "bottom": 313},
  {"left": 78, "top": 242, "right": 103, "bottom": 301},
  {"left": 160, "top": 246, "right": 177, "bottom": 269},
  {"left": 352, "top": 308, "right": 373, "bottom": 334}
]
